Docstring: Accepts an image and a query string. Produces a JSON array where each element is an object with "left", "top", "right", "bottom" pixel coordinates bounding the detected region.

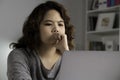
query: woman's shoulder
[
  {"left": 9, "top": 48, "right": 25, "bottom": 54},
  {"left": 7, "top": 48, "right": 32, "bottom": 80},
  {"left": 8, "top": 48, "right": 29, "bottom": 64},
  {"left": 8, "top": 48, "right": 26, "bottom": 57}
]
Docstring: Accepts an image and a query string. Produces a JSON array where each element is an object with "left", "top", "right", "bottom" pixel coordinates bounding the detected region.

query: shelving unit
[{"left": 85, "top": 0, "right": 120, "bottom": 51}]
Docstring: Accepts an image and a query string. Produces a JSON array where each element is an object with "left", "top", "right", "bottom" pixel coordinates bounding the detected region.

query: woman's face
[{"left": 40, "top": 9, "right": 65, "bottom": 45}]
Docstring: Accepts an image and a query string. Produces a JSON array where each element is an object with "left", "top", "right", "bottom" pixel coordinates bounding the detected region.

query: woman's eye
[
  {"left": 45, "top": 23, "right": 52, "bottom": 26},
  {"left": 58, "top": 24, "right": 64, "bottom": 27}
]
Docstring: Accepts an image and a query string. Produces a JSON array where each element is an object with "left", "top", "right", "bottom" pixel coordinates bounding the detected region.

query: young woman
[{"left": 7, "top": 1, "right": 74, "bottom": 80}]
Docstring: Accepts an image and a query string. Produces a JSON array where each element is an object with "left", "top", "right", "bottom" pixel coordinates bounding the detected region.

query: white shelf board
[
  {"left": 87, "top": 28, "right": 119, "bottom": 35},
  {"left": 87, "top": 5, "right": 120, "bottom": 14}
]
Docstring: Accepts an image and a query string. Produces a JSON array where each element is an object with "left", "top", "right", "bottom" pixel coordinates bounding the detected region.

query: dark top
[{"left": 7, "top": 48, "right": 62, "bottom": 80}]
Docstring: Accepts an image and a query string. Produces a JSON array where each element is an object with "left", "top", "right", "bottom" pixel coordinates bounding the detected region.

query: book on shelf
[
  {"left": 107, "top": 0, "right": 120, "bottom": 7},
  {"left": 89, "top": 41, "right": 105, "bottom": 51},
  {"left": 91, "top": 0, "right": 120, "bottom": 10},
  {"left": 88, "top": 12, "right": 117, "bottom": 31},
  {"left": 88, "top": 40, "right": 118, "bottom": 51},
  {"left": 115, "top": 0, "right": 120, "bottom": 5},
  {"left": 110, "top": 0, "right": 115, "bottom": 6},
  {"left": 107, "top": 0, "right": 111, "bottom": 7},
  {"left": 117, "top": 44, "right": 119, "bottom": 51},
  {"left": 88, "top": 16, "right": 98, "bottom": 31},
  {"left": 91, "top": 0, "right": 99, "bottom": 10},
  {"left": 113, "top": 13, "right": 119, "bottom": 29}
]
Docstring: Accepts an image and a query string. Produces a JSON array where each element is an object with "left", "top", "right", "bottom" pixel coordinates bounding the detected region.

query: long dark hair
[{"left": 10, "top": 1, "right": 75, "bottom": 51}]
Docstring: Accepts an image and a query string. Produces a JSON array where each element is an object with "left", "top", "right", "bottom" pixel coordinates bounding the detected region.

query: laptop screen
[{"left": 59, "top": 51, "right": 120, "bottom": 80}]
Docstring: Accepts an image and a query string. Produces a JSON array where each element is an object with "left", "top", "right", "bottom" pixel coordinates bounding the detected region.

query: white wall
[
  {"left": 0, "top": 0, "right": 46, "bottom": 80},
  {"left": 57, "top": 0, "right": 86, "bottom": 50}
]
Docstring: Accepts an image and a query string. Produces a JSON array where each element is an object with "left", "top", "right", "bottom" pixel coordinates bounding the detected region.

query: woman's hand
[{"left": 50, "top": 33, "right": 69, "bottom": 53}]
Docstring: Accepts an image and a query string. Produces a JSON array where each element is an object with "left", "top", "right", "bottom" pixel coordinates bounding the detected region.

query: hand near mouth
[{"left": 51, "top": 33, "right": 69, "bottom": 53}]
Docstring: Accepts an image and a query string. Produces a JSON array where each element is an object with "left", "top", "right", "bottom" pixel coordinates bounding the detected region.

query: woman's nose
[{"left": 51, "top": 27, "right": 59, "bottom": 33}]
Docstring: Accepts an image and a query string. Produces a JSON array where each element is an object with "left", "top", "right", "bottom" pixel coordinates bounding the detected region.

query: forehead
[{"left": 43, "top": 9, "right": 63, "bottom": 21}]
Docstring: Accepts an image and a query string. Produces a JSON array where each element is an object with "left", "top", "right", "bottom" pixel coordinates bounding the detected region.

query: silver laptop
[{"left": 59, "top": 51, "right": 120, "bottom": 80}]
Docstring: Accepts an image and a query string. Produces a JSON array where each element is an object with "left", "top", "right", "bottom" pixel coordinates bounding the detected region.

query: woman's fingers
[
  {"left": 50, "top": 33, "right": 69, "bottom": 52},
  {"left": 54, "top": 34, "right": 69, "bottom": 53}
]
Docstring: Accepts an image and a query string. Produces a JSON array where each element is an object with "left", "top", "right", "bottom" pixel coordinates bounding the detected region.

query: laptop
[{"left": 59, "top": 51, "right": 120, "bottom": 80}]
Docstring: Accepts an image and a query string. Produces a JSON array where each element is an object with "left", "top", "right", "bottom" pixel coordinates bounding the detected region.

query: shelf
[
  {"left": 87, "top": 5, "right": 120, "bottom": 14},
  {"left": 85, "top": 0, "right": 120, "bottom": 51},
  {"left": 87, "top": 28, "right": 119, "bottom": 35}
]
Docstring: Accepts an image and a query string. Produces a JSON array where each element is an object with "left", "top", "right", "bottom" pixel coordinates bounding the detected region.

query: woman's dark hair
[{"left": 10, "top": 1, "right": 75, "bottom": 50}]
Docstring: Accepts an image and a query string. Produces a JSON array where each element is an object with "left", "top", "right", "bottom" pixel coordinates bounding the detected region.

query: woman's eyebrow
[
  {"left": 43, "top": 20, "right": 53, "bottom": 22},
  {"left": 59, "top": 20, "right": 64, "bottom": 23},
  {"left": 43, "top": 20, "right": 64, "bottom": 23}
]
